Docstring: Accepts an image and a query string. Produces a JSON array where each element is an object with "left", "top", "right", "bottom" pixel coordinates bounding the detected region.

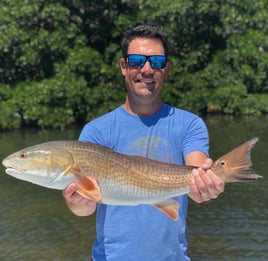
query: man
[{"left": 63, "top": 24, "right": 224, "bottom": 261}]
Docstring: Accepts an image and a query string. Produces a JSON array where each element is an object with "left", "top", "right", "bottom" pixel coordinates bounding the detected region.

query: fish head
[{"left": 2, "top": 142, "right": 75, "bottom": 189}]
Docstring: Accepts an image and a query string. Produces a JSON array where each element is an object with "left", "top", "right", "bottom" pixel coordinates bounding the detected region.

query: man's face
[{"left": 120, "top": 38, "right": 170, "bottom": 104}]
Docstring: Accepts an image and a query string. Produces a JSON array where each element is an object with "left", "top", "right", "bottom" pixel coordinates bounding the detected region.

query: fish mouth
[
  {"left": 5, "top": 167, "right": 24, "bottom": 177},
  {"left": 3, "top": 159, "right": 26, "bottom": 174},
  {"left": 2, "top": 158, "right": 15, "bottom": 169},
  {"left": 4, "top": 164, "right": 75, "bottom": 190},
  {"left": 4, "top": 166, "right": 63, "bottom": 189}
]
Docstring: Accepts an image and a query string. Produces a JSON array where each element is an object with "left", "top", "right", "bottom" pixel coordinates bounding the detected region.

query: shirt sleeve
[
  {"left": 182, "top": 116, "right": 209, "bottom": 158},
  {"left": 78, "top": 122, "right": 105, "bottom": 145}
]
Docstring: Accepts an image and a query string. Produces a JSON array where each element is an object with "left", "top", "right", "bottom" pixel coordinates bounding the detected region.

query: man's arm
[{"left": 185, "top": 151, "right": 225, "bottom": 203}]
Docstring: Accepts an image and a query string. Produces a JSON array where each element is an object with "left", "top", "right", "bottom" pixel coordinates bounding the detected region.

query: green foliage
[
  {"left": 0, "top": 84, "right": 21, "bottom": 129},
  {"left": 0, "top": 0, "right": 268, "bottom": 130},
  {"left": 0, "top": 1, "right": 79, "bottom": 85},
  {"left": 12, "top": 75, "right": 86, "bottom": 129}
]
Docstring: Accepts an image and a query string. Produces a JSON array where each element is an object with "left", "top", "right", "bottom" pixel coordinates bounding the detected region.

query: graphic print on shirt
[{"left": 126, "top": 135, "right": 173, "bottom": 163}]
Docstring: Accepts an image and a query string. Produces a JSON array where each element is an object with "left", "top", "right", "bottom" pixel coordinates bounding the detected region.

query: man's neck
[{"left": 123, "top": 97, "right": 163, "bottom": 116}]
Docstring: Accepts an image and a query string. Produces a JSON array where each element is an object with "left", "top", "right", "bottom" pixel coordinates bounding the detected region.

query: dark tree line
[{"left": 1, "top": 0, "right": 268, "bottom": 129}]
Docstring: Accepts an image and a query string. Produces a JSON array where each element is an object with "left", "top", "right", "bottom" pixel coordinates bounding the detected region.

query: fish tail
[{"left": 213, "top": 137, "right": 263, "bottom": 182}]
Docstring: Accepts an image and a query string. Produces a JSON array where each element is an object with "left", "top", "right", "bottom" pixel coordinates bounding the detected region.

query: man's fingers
[
  {"left": 200, "top": 158, "right": 213, "bottom": 170},
  {"left": 63, "top": 183, "right": 76, "bottom": 198},
  {"left": 206, "top": 169, "right": 225, "bottom": 196},
  {"left": 189, "top": 167, "right": 225, "bottom": 203}
]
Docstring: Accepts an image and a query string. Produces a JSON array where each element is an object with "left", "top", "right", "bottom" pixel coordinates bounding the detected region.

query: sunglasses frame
[{"left": 126, "top": 54, "right": 168, "bottom": 69}]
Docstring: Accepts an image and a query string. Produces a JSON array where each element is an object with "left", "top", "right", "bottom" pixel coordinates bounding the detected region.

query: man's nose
[{"left": 141, "top": 60, "right": 153, "bottom": 73}]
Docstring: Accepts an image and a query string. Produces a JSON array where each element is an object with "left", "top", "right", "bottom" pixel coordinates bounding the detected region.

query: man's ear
[
  {"left": 164, "top": 61, "right": 170, "bottom": 79},
  {"left": 120, "top": 58, "right": 127, "bottom": 76}
]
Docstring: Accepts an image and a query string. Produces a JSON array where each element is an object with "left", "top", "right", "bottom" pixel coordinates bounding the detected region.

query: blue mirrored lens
[
  {"left": 128, "top": 55, "right": 146, "bottom": 68},
  {"left": 149, "top": 56, "right": 167, "bottom": 69},
  {"left": 127, "top": 54, "right": 167, "bottom": 69}
]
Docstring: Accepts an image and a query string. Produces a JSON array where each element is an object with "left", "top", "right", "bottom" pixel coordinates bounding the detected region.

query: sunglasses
[{"left": 126, "top": 54, "right": 168, "bottom": 69}]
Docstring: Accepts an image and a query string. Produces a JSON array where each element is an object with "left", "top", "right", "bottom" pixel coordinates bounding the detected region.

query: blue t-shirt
[{"left": 79, "top": 103, "right": 209, "bottom": 261}]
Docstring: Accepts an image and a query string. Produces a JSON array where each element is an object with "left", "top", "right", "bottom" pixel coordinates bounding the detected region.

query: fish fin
[
  {"left": 213, "top": 137, "right": 262, "bottom": 182},
  {"left": 71, "top": 168, "right": 102, "bottom": 202},
  {"left": 154, "top": 199, "right": 179, "bottom": 221}
]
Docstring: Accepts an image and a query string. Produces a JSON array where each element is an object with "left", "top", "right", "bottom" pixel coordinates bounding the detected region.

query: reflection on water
[{"left": 0, "top": 116, "right": 268, "bottom": 260}]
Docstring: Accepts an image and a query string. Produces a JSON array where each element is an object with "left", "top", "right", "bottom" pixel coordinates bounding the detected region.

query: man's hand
[
  {"left": 188, "top": 158, "right": 225, "bottom": 203},
  {"left": 63, "top": 183, "right": 97, "bottom": 216}
]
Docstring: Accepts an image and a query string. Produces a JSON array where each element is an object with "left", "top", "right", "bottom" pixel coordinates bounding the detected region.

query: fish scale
[{"left": 69, "top": 141, "right": 192, "bottom": 192}]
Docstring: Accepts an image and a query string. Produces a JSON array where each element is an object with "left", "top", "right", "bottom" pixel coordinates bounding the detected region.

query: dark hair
[{"left": 121, "top": 24, "right": 170, "bottom": 58}]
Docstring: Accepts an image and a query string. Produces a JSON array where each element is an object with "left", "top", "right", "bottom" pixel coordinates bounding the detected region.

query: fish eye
[{"left": 20, "top": 152, "right": 27, "bottom": 158}]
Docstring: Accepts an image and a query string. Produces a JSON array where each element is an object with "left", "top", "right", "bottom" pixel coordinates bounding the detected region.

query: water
[
  {"left": 0, "top": 116, "right": 267, "bottom": 260},
  {"left": 0, "top": 127, "right": 95, "bottom": 261},
  {"left": 188, "top": 115, "right": 268, "bottom": 261}
]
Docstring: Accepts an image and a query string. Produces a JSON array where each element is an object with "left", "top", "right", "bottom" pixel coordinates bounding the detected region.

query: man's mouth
[{"left": 138, "top": 79, "right": 155, "bottom": 84}]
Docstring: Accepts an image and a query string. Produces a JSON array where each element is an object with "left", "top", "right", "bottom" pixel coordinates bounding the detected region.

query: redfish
[{"left": 2, "top": 138, "right": 262, "bottom": 220}]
